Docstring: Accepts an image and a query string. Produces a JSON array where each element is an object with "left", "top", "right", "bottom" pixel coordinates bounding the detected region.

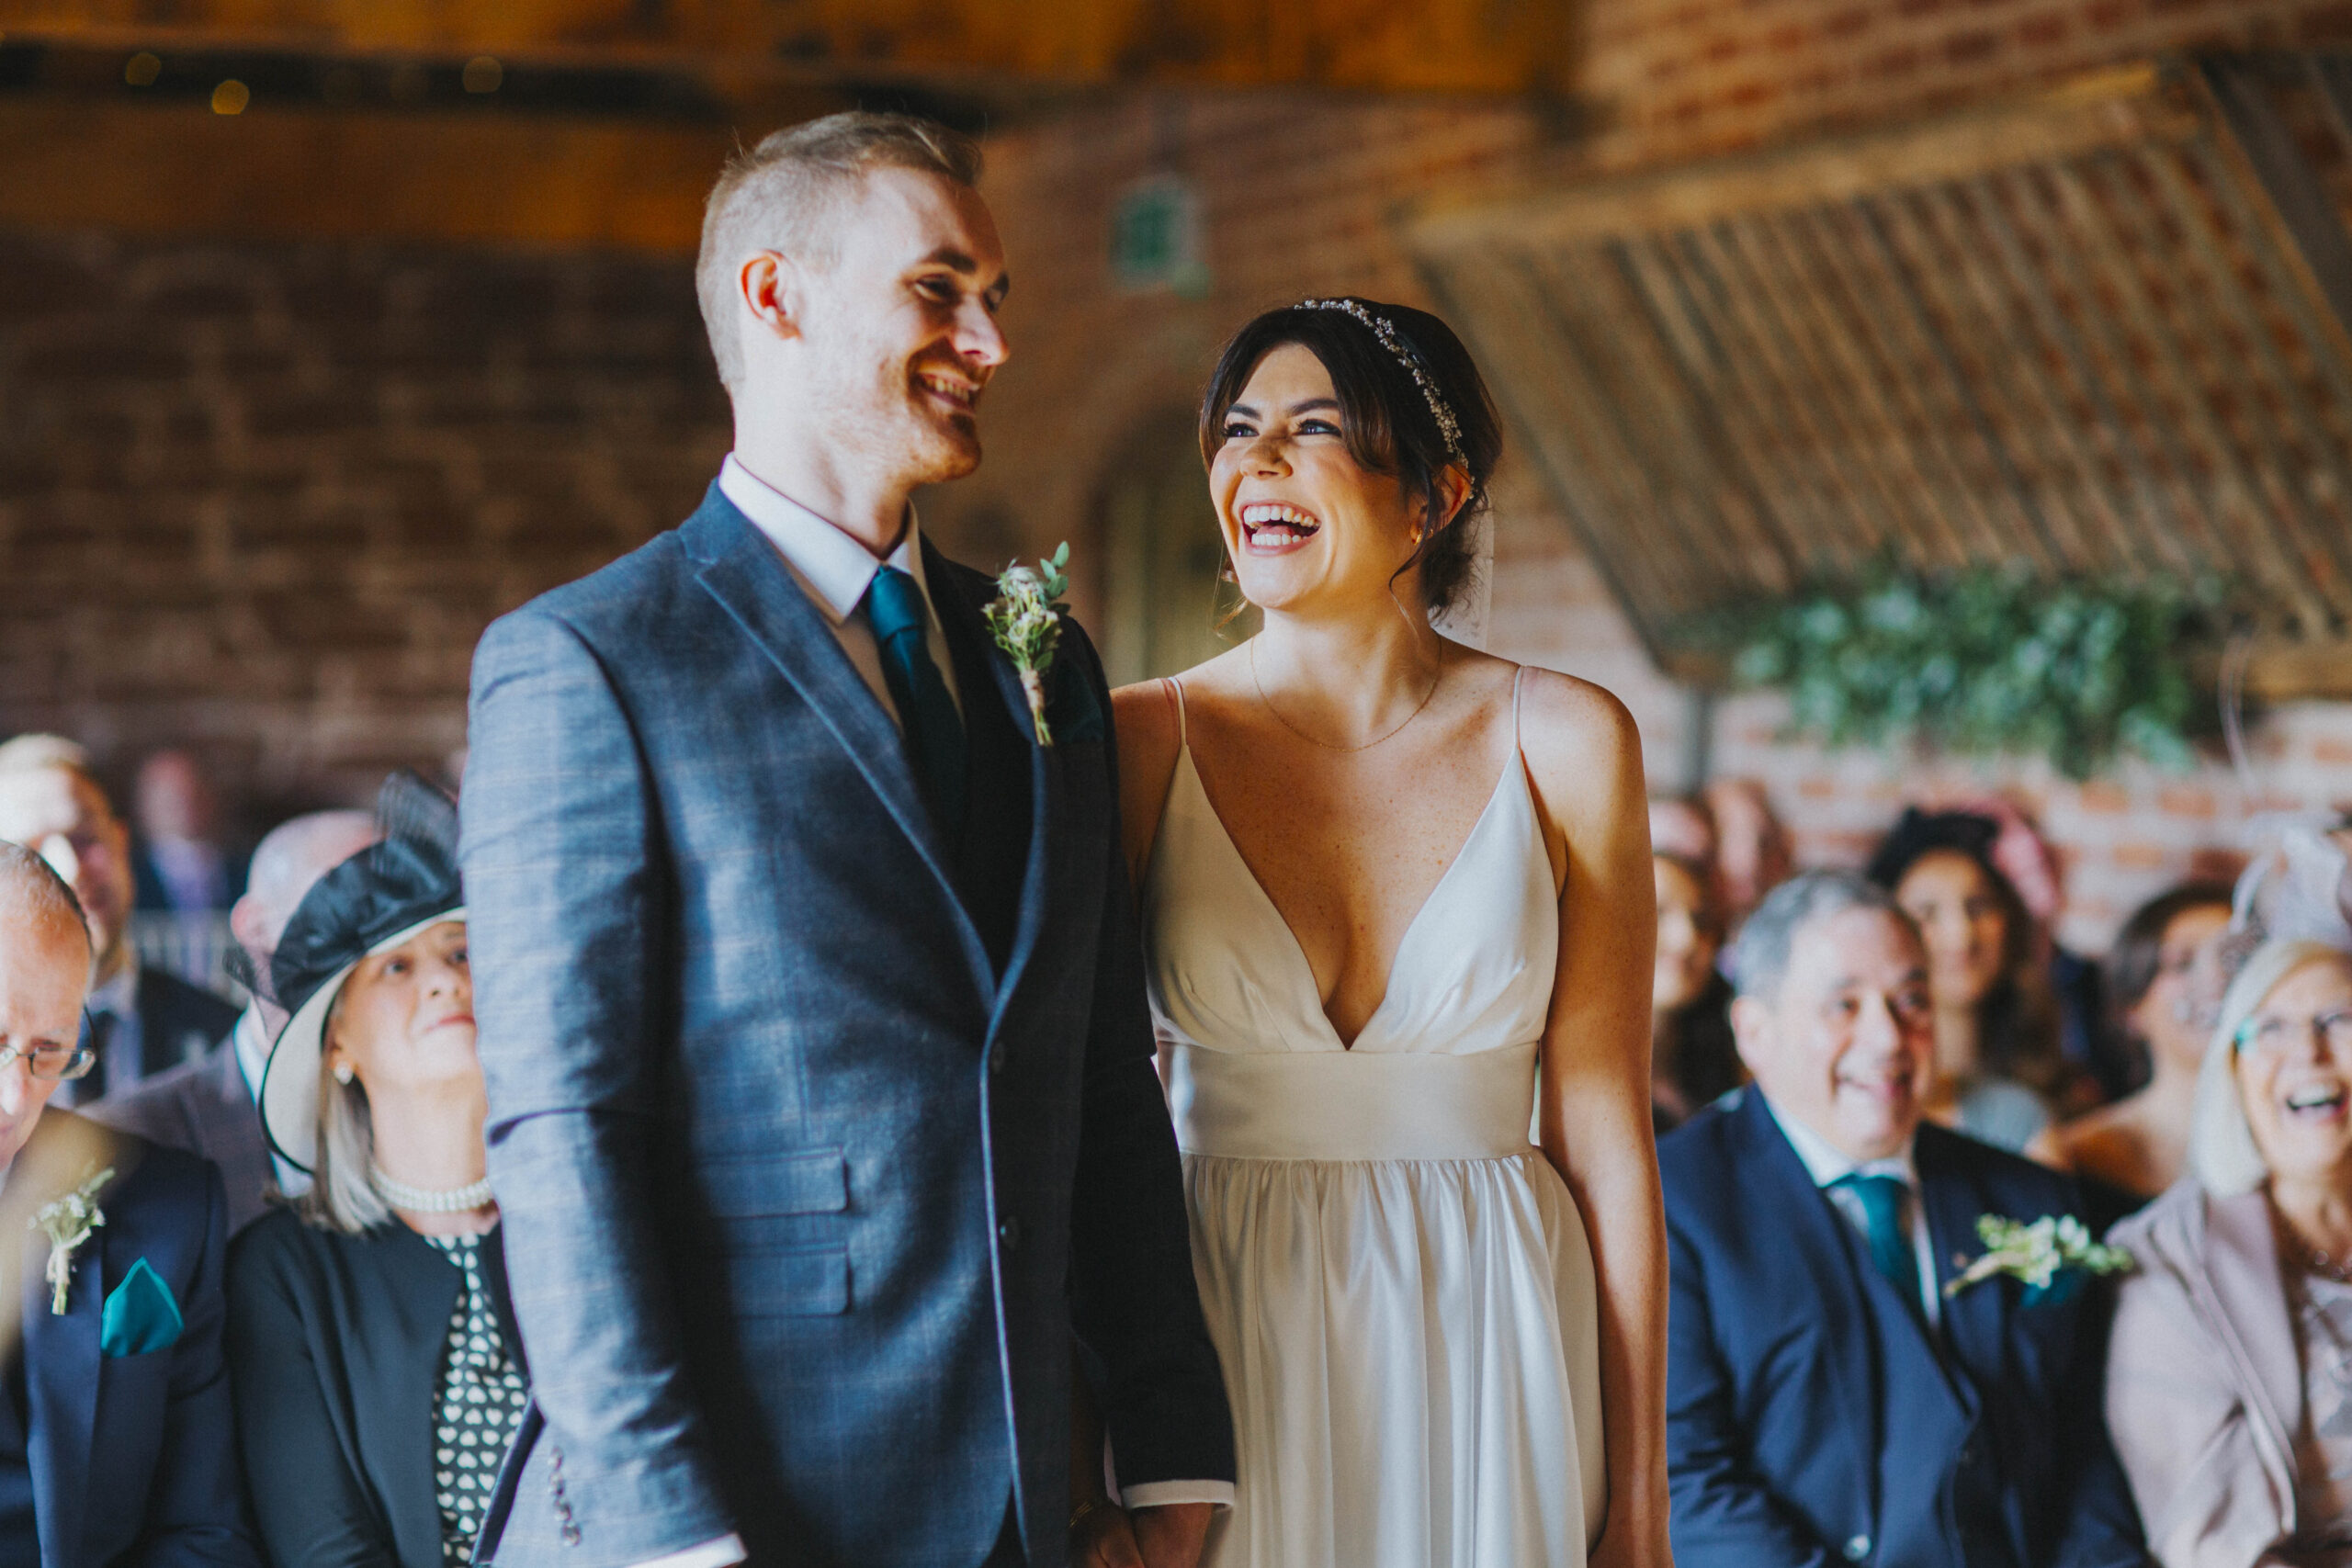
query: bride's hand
[
  {"left": 1588, "top": 1517, "right": 1675, "bottom": 1568},
  {"left": 1072, "top": 1497, "right": 1145, "bottom": 1568},
  {"left": 1072, "top": 1500, "right": 1214, "bottom": 1568}
]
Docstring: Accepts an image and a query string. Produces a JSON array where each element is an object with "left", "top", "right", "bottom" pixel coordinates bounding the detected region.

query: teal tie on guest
[
  {"left": 865, "top": 565, "right": 967, "bottom": 850},
  {"left": 1836, "top": 1171, "right": 1927, "bottom": 1325}
]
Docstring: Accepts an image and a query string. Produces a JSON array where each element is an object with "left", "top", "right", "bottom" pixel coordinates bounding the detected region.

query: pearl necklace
[{"left": 370, "top": 1165, "right": 495, "bottom": 1214}]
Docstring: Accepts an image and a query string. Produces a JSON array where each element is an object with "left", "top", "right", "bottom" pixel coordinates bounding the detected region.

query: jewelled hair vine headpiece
[{"left": 1294, "top": 297, "right": 1466, "bottom": 467}]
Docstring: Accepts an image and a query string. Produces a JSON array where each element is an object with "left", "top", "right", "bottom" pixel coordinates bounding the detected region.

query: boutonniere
[
  {"left": 31, "top": 1166, "right": 114, "bottom": 1315},
  {"left": 1944, "top": 1213, "right": 2132, "bottom": 1300},
  {"left": 983, "top": 543, "right": 1071, "bottom": 747}
]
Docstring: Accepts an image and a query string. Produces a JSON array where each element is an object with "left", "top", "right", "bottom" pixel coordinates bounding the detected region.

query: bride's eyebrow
[{"left": 1288, "top": 399, "right": 1341, "bottom": 416}]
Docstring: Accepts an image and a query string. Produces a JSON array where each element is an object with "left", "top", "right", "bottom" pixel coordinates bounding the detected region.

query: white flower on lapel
[
  {"left": 1944, "top": 1212, "right": 2131, "bottom": 1299},
  {"left": 30, "top": 1165, "right": 114, "bottom": 1315},
  {"left": 983, "top": 544, "right": 1071, "bottom": 747}
]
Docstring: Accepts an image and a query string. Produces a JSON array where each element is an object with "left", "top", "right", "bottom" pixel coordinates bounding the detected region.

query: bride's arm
[{"left": 1522, "top": 669, "right": 1670, "bottom": 1568}]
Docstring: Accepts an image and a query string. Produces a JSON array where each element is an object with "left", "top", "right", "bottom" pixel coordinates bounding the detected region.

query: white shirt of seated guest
[
  {"left": 634, "top": 463, "right": 1229, "bottom": 1568},
  {"left": 717, "top": 455, "right": 960, "bottom": 724},
  {"left": 1762, "top": 1092, "right": 1943, "bottom": 1330}
]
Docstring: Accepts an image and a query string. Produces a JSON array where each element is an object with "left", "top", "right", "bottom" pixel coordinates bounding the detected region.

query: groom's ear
[{"left": 737, "top": 251, "right": 808, "bottom": 350}]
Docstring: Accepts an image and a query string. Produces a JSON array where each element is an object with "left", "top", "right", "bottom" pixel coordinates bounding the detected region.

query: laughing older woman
[{"left": 2107, "top": 937, "right": 2352, "bottom": 1566}]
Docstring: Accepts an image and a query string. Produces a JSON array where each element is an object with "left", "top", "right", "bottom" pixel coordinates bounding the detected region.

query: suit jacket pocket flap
[
  {"left": 100, "top": 1257, "right": 184, "bottom": 1358},
  {"left": 704, "top": 1148, "right": 848, "bottom": 1217},
  {"left": 725, "top": 1239, "right": 851, "bottom": 1317}
]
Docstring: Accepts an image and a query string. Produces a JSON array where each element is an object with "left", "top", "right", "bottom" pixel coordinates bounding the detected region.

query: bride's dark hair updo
[{"left": 1198, "top": 298, "right": 1503, "bottom": 615}]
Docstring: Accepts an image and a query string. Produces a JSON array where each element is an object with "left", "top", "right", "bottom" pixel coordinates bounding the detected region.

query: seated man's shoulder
[
  {"left": 26, "top": 1111, "right": 213, "bottom": 1233},
  {"left": 86, "top": 1050, "right": 212, "bottom": 1135},
  {"left": 1921, "top": 1120, "right": 2083, "bottom": 1215},
  {"left": 1657, "top": 1091, "right": 1753, "bottom": 1201}
]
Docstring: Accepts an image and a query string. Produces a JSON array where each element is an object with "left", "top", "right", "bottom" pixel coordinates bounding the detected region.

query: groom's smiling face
[{"left": 789, "top": 165, "right": 1011, "bottom": 490}]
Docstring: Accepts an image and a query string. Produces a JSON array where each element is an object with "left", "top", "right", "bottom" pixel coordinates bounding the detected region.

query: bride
[{"left": 1085, "top": 299, "right": 1668, "bottom": 1568}]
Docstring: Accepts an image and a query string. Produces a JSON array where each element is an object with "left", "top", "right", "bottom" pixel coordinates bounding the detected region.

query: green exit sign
[{"left": 1111, "top": 175, "right": 1210, "bottom": 298}]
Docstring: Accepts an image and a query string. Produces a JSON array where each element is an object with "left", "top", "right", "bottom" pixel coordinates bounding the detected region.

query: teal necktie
[
  {"left": 1835, "top": 1172, "right": 1926, "bottom": 1323},
  {"left": 865, "top": 565, "right": 967, "bottom": 850}
]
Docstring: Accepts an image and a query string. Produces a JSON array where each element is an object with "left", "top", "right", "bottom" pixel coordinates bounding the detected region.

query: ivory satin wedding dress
[{"left": 1142, "top": 671, "right": 1607, "bottom": 1568}]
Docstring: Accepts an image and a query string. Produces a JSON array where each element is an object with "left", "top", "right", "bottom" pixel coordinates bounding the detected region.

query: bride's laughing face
[{"left": 1211, "top": 343, "right": 1428, "bottom": 618}]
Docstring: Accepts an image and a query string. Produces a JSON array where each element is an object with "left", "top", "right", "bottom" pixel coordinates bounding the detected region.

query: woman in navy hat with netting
[{"left": 224, "top": 774, "right": 526, "bottom": 1568}]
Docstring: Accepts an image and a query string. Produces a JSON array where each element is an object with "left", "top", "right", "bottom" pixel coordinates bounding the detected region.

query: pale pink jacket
[{"left": 2108, "top": 1181, "right": 2304, "bottom": 1568}]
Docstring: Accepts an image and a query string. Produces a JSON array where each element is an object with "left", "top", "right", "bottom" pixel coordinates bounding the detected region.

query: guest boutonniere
[
  {"left": 1945, "top": 1213, "right": 2132, "bottom": 1303},
  {"left": 31, "top": 1165, "right": 114, "bottom": 1315},
  {"left": 984, "top": 543, "right": 1071, "bottom": 747}
]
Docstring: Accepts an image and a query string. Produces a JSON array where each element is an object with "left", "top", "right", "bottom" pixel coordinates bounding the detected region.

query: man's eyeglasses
[
  {"left": 0, "top": 1007, "right": 102, "bottom": 1082},
  {"left": 2234, "top": 1008, "right": 2352, "bottom": 1059}
]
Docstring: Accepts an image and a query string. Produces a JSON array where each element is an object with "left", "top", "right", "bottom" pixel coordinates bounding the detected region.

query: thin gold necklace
[{"left": 1249, "top": 639, "right": 1442, "bottom": 753}]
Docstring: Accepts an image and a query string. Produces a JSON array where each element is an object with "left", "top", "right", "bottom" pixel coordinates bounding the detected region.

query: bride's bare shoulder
[{"left": 1509, "top": 665, "right": 1646, "bottom": 827}]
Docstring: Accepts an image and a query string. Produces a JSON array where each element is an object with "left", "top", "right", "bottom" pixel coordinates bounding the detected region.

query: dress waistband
[{"left": 1167, "top": 1041, "right": 1539, "bottom": 1162}]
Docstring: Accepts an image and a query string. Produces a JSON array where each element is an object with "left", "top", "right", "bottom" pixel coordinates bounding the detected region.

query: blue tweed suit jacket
[{"left": 460, "top": 484, "right": 1232, "bottom": 1568}]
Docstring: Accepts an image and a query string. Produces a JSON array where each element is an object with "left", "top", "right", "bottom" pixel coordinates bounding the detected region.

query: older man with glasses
[
  {"left": 1659, "top": 870, "right": 2143, "bottom": 1568},
  {"left": 0, "top": 735, "right": 239, "bottom": 1103},
  {"left": 0, "top": 839, "right": 257, "bottom": 1568}
]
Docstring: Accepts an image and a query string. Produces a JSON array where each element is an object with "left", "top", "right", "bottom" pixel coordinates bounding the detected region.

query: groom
[{"left": 461, "top": 114, "right": 1233, "bottom": 1568}]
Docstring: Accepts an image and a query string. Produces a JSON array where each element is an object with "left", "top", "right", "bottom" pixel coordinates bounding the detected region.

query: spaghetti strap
[
  {"left": 1510, "top": 665, "right": 1526, "bottom": 750},
  {"left": 1164, "top": 677, "right": 1190, "bottom": 750}
]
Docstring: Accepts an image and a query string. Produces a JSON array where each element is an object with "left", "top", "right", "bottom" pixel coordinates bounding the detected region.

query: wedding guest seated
[
  {"left": 2107, "top": 937, "right": 2352, "bottom": 1566},
  {"left": 1662, "top": 871, "right": 2144, "bottom": 1568},
  {"left": 1868, "top": 808, "right": 2066, "bottom": 1156},
  {"left": 1650, "top": 793, "right": 1717, "bottom": 867},
  {"left": 0, "top": 840, "right": 259, "bottom": 1567},
  {"left": 130, "top": 749, "right": 248, "bottom": 990},
  {"left": 0, "top": 735, "right": 238, "bottom": 1101},
  {"left": 94, "top": 810, "right": 379, "bottom": 1234},
  {"left": 1652, "top": 850, "right": 1741, "bottom": 1130},
  {"left": 226, "top": 778, "right": 523, "bottom": 1568},
  {"left": 2052, "top": 884, "right": 2233, "bottom": 1221},
  {"left": 1703, "top": 776, "right": 1792, "bottom": 934}
]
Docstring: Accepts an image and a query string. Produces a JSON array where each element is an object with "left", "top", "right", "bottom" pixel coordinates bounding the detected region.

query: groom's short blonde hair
[{"left": 696, "top": 111, "right": 984, "bottom": 391}]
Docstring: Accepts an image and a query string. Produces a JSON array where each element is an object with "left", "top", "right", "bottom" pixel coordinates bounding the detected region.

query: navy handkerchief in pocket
[{"left": 100, "top": 1258, "right": 183, "bottom": 1358}]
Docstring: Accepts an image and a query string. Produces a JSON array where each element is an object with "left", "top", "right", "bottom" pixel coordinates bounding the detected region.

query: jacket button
[
  {"left": 999, "top": 1217, "right": 1021, "bottom": 1250},
  {"left": 989, "top": 1042, "right": 1007, "bottom": 1075},
  {"left": 1844, "top": 1536, "right": 1871, "bottom": 1562}
]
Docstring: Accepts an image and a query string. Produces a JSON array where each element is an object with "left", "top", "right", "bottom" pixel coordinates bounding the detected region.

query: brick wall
[
  {"left": 5, "top": 0, "right": 2351, "bottom": 943},
  {"left": 0, "top": 229, "right": 729, "bottom": 816}
]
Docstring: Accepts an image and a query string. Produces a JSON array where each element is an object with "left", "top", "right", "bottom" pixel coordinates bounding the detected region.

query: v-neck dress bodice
[{"left": 1140, "top": 671, "right": 1605, "bottom": 1567}]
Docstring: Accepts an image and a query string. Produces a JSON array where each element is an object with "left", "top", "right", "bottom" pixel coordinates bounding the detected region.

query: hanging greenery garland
[{"left": 1705, "top": 565, "right": 2212, "bottom": 781}]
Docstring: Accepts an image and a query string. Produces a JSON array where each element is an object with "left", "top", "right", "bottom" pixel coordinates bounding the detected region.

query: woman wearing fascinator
[
  {"left": 223, "top": 774, "right": 526, "bottom": 1568},
  {"left": 1094, "top": 301, "right": 1667, "bottom": 1567}
]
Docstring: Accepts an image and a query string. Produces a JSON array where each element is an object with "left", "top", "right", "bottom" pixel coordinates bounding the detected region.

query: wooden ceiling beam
[
  {"left": 0, "top": 0, "right": 1577, "bottom": 95},
  {"left": 0, "top": 96, "right": 747, "bottom": 251}
]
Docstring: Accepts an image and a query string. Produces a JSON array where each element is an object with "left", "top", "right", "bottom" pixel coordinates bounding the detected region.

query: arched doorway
[{"left": 1097, "top": 406, "right": 1258, "bottom": 687}]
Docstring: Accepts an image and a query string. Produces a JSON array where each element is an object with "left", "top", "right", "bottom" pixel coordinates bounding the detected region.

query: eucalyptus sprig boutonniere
[
  {"left": 984, "top": 543, "right": 1071, "bottom": 747},
  {"left": 31, "top": 1165, "right": 114, "bottom": 1315},
  {"left": 1945, "top": 1213, "right": 2132, "bottom": 1300}
]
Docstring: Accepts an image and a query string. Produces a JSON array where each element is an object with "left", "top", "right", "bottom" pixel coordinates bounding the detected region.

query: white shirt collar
[
  {"left": 1760, "top": 1090, "right": 1918, "bottom": 1191},
  {"left": 718, "top": 454, "right": 933, "bottom": 625}
]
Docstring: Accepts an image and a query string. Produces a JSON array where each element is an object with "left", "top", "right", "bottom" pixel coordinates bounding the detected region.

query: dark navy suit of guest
[
  {"left": 460, "top": 480, "right": 1232, "bottom": 1568},
  {"left": 0, "top": 1109, "right": 255, "bottom": 1568},
  {"left": 1661, "top": 1089, "right": 2144, "bottom": 1568}
]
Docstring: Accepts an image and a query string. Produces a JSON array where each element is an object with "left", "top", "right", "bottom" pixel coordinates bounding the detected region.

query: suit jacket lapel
[
  {"left": 684, "top": 490, "right": 990, "bottom": 989},
  {"left": 926, "top": 541, "right": 1055, "bottom": 1019},
  {"left": 1732, "top": 1093, "right": 1885, "bottom": 1525},
  {"left": 1918, "top": 1129, "right": 1996, "bottom": 1417}
]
